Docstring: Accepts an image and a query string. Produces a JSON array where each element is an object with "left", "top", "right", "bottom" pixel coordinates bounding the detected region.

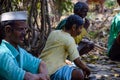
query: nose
[{"left": 20, "top": 28, "right": 27, "bottom": 36}]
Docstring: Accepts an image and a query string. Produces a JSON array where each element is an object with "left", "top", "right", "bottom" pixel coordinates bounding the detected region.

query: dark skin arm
[
  {"left": 83, "top": 18, "right": 90, "bottom": 30},
  {"left": 73, "top": 57, "right": 91, "bottom": 78},
  {"left": 39, "top": 61, "right": 50, "bottom": 80},
  {"left": 24, "top": 61, "right": 50, "bottom": 80},
  {"left": 24, "top": 72, "right": 42, "bottom": 80}
]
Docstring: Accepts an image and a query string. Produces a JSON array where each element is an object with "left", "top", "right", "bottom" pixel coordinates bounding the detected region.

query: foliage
[
  {"left": 88, "top": 31, "right": 98, "bottom": 39},
  {"left": 0, "top": 0, "right": 74, "bottom": 56},
  {"left": 48, "top": 0, "right": 74, "bottom": 28},
  {"left": 104, "top": 0, "right": 117, "bottom": 9},
  {"left": 0, "top": 0, "right": 51, "bottom": 57},
  {"left": 55, "top": 0, "right": 73, "bottom": 15},
  {"left": 61, "top": 1, "right": 73, "bottom": 15}
]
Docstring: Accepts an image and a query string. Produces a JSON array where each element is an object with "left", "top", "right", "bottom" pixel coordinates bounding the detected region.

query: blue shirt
[{"left": 0, "top": 40, "right": 41, "bottom": 80}]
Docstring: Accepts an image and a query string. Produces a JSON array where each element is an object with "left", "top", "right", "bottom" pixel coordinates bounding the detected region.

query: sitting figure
[
  {"left": 56, "top": 1, "right": 94, "bottom": 56},
  {"left": 40, "top": 14, "right": 91, "bottom": 80},
  {"left": 0, "top": 11, "right": 49, "bottom": 80}
]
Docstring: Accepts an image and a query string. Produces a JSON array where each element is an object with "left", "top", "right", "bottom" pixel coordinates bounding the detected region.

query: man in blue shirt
[{"left": 0, "top": 11, "right": 50, "bottom": 80}]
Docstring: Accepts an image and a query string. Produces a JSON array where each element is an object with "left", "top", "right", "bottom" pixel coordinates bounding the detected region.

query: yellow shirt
[
  {"left": 74, "top": 27, "right": 87, "bottom": 44},
  {"left": 39, "top": 30, "right": 80, "bottom": 75}
]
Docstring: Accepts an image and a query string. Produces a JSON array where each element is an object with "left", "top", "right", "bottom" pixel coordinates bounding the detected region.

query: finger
[{"left": 46, "top": 75, "right": 50, "bottom": 80}]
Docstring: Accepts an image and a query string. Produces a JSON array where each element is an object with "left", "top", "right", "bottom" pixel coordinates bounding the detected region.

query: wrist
[{"left": 24, "top": 72, "right": 32, "bottom": 80}]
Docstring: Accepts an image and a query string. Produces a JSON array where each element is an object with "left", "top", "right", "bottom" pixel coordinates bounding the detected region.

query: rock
[{"left": 113, "top": 68, "right": 120, "bottom": 73}]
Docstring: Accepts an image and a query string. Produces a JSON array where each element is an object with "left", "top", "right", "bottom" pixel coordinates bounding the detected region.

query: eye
[{"left": 14, "top": 27, "right": 27, "bottom": 32}]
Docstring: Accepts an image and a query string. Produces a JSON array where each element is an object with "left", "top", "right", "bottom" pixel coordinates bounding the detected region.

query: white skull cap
[{"left": 0, "top": 11, "right": 27, "bottom": 22}]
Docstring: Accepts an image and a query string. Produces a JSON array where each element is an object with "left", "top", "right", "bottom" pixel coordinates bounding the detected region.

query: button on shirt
[{"left": 0, "top": 40, "right": 41, "bottom": 80}]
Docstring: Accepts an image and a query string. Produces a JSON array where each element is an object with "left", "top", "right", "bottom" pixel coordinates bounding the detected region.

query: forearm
[
  {"left": 24, "top": 72, "right": 50, "bottom": 80},
  {"left": 24, "top": 72, "right": 34, "bottom": 80},
  {"left": 83, "top": 18, "right": 90, "bottom": 30},
  {"left": 39, "top": 61, "right": 48, "bottom": 74},
  {"left": 74, "top": 57, "right": 91, "bottom": 77},
  {"left": 24, "top": 72, "right": 43, "bottom": 80},
  {"left": 74, "top": 57, "right": 88, "bottom": 70},
  {"left": 38, "top": 61, "right": 50, "bottom": 80}
]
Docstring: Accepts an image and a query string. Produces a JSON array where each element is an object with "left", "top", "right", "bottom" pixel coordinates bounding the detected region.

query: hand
[
  {"left": 84, "top": 18, "right": 90, "bottom": 30},
  {"left": 83, "top": 67, "right": 91, "bottom": 78},
  {"left": 24, "top": 72, "right": 41, "bottom": 80},
  {"left": 29, "top": 74, "right": 40, "bottom": 80},
  {"left": 39, "top": 73, "right": 50, "bottom": 80},
  {"left": 24, "top": 72, "right": 50, "bottom": 80},
  {"left": 74, "top": 58, "right": 91, "bottom": 78},
  {"left": 65, "top": 59, "right": 72, "bottom": 65}
]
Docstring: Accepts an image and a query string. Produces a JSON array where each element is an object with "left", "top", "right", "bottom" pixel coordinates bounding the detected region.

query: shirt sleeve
[
  {"left": 22, "top": 49, "right": 41, "bottom": 73},
  {"left": 108, "top": 15, "right": 120, "bottom": 52},
  {"left": 0, "top": 53, "right": 25, "bottom": 80},
  {"left": 65, "top": 37, "right": 80, "bottom": 61},
  {"left": 116, "top": 17, "right": 120, "bottom": 32}
]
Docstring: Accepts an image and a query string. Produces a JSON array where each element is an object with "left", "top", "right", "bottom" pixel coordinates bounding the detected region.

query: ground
[{"left": 81, "top": 50, "right": 120, "bottom": 80}]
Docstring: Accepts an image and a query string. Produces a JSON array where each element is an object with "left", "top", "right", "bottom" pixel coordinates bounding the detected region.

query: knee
[
  {"left": 89, "top": 42, "right": 95, "bottom": 49},
  {"left": 77, "top": 71, "right": 84, "bottom": 80},
  {"left": 72, "top": 69, "right": 84, "bottom": 80}
]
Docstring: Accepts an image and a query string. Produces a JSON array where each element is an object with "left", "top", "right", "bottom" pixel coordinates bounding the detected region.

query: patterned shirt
[
  {"left": 39, "top": 30, "right": 80, "bottom": 75},
  {"left": 0, "top": 40, "right": 41, "bottom": 80}
]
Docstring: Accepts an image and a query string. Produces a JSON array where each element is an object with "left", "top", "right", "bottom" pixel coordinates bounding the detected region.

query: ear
[
  {"left": 71, "top": 24, "right": 76, "bottom": 31},
  {"left": 5, "top": 25, "right": 12, "bottom": 33}
]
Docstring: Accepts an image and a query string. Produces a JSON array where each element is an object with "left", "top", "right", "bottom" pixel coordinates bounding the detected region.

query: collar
[
  {"left": 2, "top": 40, "right": 19, "bottom": 58},
  {"left": 61, "top": 30, "right": 71, "bottom": 36}
]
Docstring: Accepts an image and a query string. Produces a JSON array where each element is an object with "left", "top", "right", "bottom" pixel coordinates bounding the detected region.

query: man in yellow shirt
[
  {"left": 56, "top": 2, "right": 94, "bottom": 56},
  {"left": 40, "top": 14, "right": 90, "bottom": 80}
]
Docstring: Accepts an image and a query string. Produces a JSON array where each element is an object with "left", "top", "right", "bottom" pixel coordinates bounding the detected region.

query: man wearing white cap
[{"left": 0, "top": 11, "right": 50, "bottom": 80}]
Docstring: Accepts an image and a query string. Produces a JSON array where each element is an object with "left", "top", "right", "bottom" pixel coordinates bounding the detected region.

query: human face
[
  {"left": 77, "top": 6, "right": 89, "bottom": 18},
  {"left": 71, "top": 25, "right": 82, "bottom": 37},
  {"left": 10, "top": 21, "right": 28, "bottom": 46},
  {"left": 75, "top": 25, "right": 82, "bottom": 36}
]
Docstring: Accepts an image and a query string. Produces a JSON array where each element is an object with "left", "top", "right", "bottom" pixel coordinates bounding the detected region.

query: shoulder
[
  {"left": 49, "top": 30, "right": 75, "bottom": 43},
  {"left": 0, "top": 44, "right": 11, "bottom": 57},
  {"left": 18, "top": 47, "right": 32, "bottom": 56},
  {"left": 114, "top": 13, "right": 120, "bottom": 20},
  {"left": 0, "top": 49, "right": 13, "bottom": 68},
  {"left": 18, "top": 47, "right": 28, "bottom": 53},
  {"left": 49, "top": 30, "right": 62, "bottom": 36},
  {"left": 56, "top": 18, "right": 67, "bottom": 30}
]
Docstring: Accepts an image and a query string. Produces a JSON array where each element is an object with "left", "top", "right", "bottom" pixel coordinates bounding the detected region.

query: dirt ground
[{"left": 82, "top": 51, "right": 120, "bottom": 80}]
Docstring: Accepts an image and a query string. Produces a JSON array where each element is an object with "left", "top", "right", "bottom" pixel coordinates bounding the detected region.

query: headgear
[{"left": 0, "top": 11, "right": 27, "bottom": 22}]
